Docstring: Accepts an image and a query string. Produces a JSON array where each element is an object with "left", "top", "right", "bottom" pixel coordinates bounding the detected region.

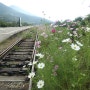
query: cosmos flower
[
  {"left": 54, "top": 65, "right": 59, "bottom": 70},
  {"left": 58, "top": 30, "right": 62, "bottom": 33},
  {"left": 86, "top": 27, "right": 90, "bottom": 32},
  {"left": 37, "top": 63, "right": 45, "bottom": 69},
  {"left": 76, "top": 40, "right": 83, "bottom": 46},
  {"left": 28, "top": 61, "right": 38, "bottom": 66},
  {"left": 51, "top": 28, "right": 56, "bottom": 33},
  {"left": 54, "top": 25, "right": 58, "bottom": 28},
  {"left": 41, "top": 32, "right": 46, "bottom": 36},
  {"left": 62, "top": 38, "right": 71, "bottom": 43},
  {"left": 70, "top": 43, "right": 80, "bottom": 51},
  {"left": 36, "top": 53, "right": 44, "bottom": 59},
  {"left": 33, "top": 60, "right": 38, "bottom": 64},
  {"left": 35, "top": 41, "right": 41, "bottom": 48},
  {"left": 28, "top": 72, "right": 35, "bottom": 78},
  {"left": 72, "top": 56, "right": 78, "bottom": 61},
  {"left": 37, "top": 80, "right": 44, "bottom": 88},
  {"left": 73, "top": 31, "right": 78, "bottom": 36},
  {"left": 70, "top": 28, "right": 74, "bottom": 30},
  {"left": 67, "top": 32, "right": 73, "bottom": 36}
]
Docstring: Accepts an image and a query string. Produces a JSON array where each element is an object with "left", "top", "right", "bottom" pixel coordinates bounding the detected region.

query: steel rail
[
  {"left": 28, "top": 33, "right": 38, "bottom": 90},
  {"left": 0, "top": 38, "right": 22, "bottom": 58}
]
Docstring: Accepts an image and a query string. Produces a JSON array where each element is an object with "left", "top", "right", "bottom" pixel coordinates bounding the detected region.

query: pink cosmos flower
[
  {"left": 51, "top": 29, "right": 56, "bottom": 33},
  {"left": 54, "top": 65, "right": 59, "bottom": 70},
  {"left": 35, "top": 41, "right": 41, "bottom": 48}
]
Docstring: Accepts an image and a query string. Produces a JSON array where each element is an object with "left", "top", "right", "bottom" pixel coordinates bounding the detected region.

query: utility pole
[{"left": 19, "top": 17, "right": 22, "bottom": 27}]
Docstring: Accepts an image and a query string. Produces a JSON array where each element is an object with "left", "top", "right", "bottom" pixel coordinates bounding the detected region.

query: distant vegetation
[
  {"left": 52, "top": 14, "right": 90, "bottom": 27},
  {"left": 0, "top": 20, "right": 31, "bottom": 27}
]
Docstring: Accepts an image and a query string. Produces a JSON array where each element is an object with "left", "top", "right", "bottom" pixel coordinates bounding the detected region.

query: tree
[{"left": 74, "top": 17, "right": 83, "bottom": 22}]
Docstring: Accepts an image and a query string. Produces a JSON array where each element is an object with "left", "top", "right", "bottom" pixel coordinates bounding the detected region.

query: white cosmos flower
[
  {"left": 73, "top": 31, "right": 78, "bottom": 36},
  {"left": 62, "top": 38, "right": 71, "bottom": 43},
  {"left": 71, "top": 43, "right": 80, "bottom": 51},
  {"left": 28, "top": 61, "right": 38, "bottom": 66},
  {"left": 69, "top": 34, "right": 73, "bottom": 36},
  {"left": 37, "top": 63, "right": 45, "bottom": 69},
  {"left": 72, "top": 56, "right": 78, "bottom": 61},
  {"left": 86, "top": 27, "right": 90, "bottom": 32},
  {"left": 28, "top": 72, "right": 35, "bottom": 78},
  {"left": 33, "top": 61, "right": 38, "bottom": 64},
  {"left": 53, "top": 25, "right": 58, "bottom": 28},
  {"left": 67, "top": 32, "right": 73, "bottom": 36},
  {"left": 37, "top": 80, "right": 44, "bottom": 88},
  {"left": 76, "top": 41, "right": 83, "bottom": 46},
  {"left": 36, "top": 53, "right": 44, "bottom": 59}
]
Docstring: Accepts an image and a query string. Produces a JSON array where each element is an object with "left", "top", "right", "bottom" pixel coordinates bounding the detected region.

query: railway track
[{"left": 0, "top": 31, "right": 37, "bottom": 90}]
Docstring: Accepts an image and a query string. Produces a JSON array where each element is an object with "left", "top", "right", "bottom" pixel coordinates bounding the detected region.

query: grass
[{"left": 31, "top": 24, "right": 90, "bottom": 90}]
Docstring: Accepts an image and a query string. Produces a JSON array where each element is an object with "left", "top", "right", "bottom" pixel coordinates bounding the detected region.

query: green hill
[{"left": 0, "top": 3, "right": 51, "bottom": 25}]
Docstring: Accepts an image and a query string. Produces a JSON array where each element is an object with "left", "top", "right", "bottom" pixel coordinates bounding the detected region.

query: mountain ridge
[{"left": 0, "top": 3, "right": 51, "bottom": 24}]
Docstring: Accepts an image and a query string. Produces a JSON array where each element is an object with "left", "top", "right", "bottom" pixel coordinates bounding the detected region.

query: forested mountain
[{"left": 0, "top": 3, "right": 50, "bottom": 25}]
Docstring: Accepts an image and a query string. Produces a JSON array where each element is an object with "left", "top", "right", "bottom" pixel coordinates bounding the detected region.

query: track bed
[{"left": 0, "top": 38, "right": 36, "bottom": 90}]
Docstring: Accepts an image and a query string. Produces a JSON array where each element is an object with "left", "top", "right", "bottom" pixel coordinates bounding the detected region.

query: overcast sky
[{"left": 0, "top": 0, "right": 90, "bottom": 21}]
